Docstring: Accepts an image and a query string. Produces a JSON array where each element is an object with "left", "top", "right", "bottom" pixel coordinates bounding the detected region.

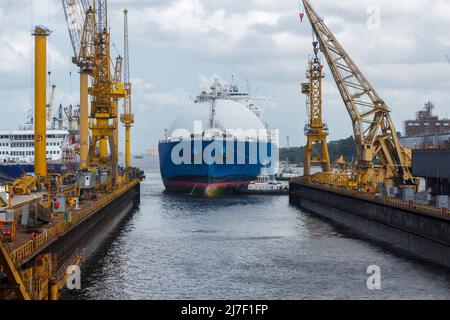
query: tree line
[{"left": 279, "top": 136, "right": 356, "bottom": 165}]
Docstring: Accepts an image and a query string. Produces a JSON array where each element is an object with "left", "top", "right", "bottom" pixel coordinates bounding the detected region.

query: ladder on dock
[{"left": 0, "top": 235, "right": 31, "bottom": 300}]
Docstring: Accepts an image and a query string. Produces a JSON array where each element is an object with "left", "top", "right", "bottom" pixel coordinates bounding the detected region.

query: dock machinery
[
  {"left": 63, "top": 0, "right": 126, "bottom": 181},
  {"left": 302, "top": 42, "right": 331, "bottom": 176},
  {"left": 121, "top": 9, "right": 135, "bottom": 170},
  {"left": 301, "top": 0, "right": 416, "bottom": 190},
  {"left": 62, "top": 0, "right": 94, "bottom": 169}
]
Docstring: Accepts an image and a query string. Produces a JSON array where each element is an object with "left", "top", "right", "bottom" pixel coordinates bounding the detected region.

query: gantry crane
[
  {"left": 301, "top": 0, "right": 416, "bottom": 189},
  {"left": 87, "top": 0, "right": 116, "bottom": 180},
  {"left": 63, "top": 0, "right": 126, "bottom": 181},
  {"left": 120, "top": 9, "right": 135, "bottom": 169},
  {"left": 302, "top": 42, "right": 330, "bottom": 176}
]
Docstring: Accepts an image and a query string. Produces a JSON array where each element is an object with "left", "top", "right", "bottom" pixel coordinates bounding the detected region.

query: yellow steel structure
[
  {"left": 121, "top": 9, "right": 135, "bottom": 169},
  {"left": 0, "top": 3, "right": 141, "bottom": 301},
  {"left": 63, "top": 0, "right": 95, "bottom": 169},
  {"left": 0, "top": 238, "right": 31, "bottom": 300},
  {"left": 33, "top": 26, "right": 51, "bottom": 179},
  {"left": 112, "top": 56, "right": 123, "bottom": 173},
  {"left": 63, "top": 1, "right": 126, "bottom": 174},
  {"left": 302, "top": 0, "right": 415, "bottom": 189},
  {"left": 302, "top": 44, "right": 330, "bottom": 176},
  {"left": 87, "top": 0, "right": 121, "bottom": 181},
  {"left": 80, "top": 72, "right": 89, "bottom": 169},
  {"left": 113, "top": 101, "right": 119, "bottom": 161},
  {"left": 99, "top": 137, "right": 108, "bottom": 160}
]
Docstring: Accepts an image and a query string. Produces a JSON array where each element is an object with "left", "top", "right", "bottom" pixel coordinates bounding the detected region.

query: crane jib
[{"left": 301, "top": 0, "right": 415, "bottom": 186}]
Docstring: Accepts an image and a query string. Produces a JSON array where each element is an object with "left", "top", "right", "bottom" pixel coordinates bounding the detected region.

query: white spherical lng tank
[{"left": 168, "top": 99, "right": 268, "bottom": 140}]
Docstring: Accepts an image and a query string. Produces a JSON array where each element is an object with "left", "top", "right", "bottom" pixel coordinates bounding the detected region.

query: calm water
[{"left": 64, "top": 157, "right": 450, "bottom": 300}]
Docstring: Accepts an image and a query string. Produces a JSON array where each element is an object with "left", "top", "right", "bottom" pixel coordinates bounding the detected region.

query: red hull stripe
[{"left": 164, "top": 180, "right": 250, "bottom": 190}]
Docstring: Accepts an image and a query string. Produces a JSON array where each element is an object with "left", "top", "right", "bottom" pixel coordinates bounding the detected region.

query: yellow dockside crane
[
  {"left": 62, "top": 0, "right": 94, "bottom": 169},
  {"left": 302, "top": 41, "right": 330, "bottom": 176},
  {"left": 87, "top": 0, "right": 116, "bottom": 176},
  {"left": 63, "top": 0, "right": 126, "bottom": 180},
  {"left": 121, "top": 9, "right": 135, "bottom": 170},
  {"left": 1, "top": 0, "right": 141, "bottom": 301},
  {"left": 301, "top": 0, "right": 417, "bottom": 190}
]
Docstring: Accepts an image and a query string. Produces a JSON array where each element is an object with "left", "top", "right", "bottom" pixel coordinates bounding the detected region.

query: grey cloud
[{"left": 0, "top": 0, "right": 449, "bottom": 150}]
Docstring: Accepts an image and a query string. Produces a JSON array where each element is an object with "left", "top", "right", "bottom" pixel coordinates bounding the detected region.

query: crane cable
[{"left": 299, "top": 0, "right": 305, "bottom": 22}]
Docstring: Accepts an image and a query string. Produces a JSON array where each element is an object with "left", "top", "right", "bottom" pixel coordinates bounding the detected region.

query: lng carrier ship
[
  {"left": 0, "top": 3, "right": 143, "bottom": 300},
  {"left": 159, "top": 80, "right": 277, "bottom": 196}
]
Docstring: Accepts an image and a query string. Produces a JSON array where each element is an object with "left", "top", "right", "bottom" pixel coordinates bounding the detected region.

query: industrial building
[{"left": 403, "top": 102, "right": 450, "bottom": 137}]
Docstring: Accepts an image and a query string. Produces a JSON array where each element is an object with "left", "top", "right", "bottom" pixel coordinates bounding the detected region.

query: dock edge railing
[
  {"left": 291, "top": 177, "right": 450, "bottom": 219},
  {"left": 11, "top": 180, "right": 139, "bottom": 265}
]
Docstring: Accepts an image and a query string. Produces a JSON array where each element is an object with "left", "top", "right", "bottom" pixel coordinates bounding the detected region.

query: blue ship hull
[
  {"left": 158, "top": 140, "right": 276, "bottom": 195},
  {"left": 0, "top": 163, "right": 63, "bottom": 181}
]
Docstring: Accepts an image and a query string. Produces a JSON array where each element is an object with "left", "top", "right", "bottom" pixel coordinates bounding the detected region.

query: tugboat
[
  {"left": 276, "top": 161, "right": 301, "bottom": 181},
  {"left": 238, "top": 176, "right": 288, "bottom": 195}
]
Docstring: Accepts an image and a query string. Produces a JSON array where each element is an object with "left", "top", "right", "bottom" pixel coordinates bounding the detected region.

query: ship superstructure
[
  {"left": 0, "top": 107, "right": 80, "bottom": 181},
  {"left": 195, "top": 78, "right": 266, "bottom": 121}
]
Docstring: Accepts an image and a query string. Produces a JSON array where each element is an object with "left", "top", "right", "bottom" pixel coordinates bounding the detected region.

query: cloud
[
  {"left": 197, "top": 73, "right": 228, "bottom": 91},
  {"left": 0, "top": 0, "right": 450, "bottom": 150}
]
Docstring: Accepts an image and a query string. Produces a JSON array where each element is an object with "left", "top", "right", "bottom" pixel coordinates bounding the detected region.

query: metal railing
[
  {"left": 296, "top": 178, "right": 449, "bottom": 219},
  {"left": 11, "top": 180, "right": 138, "bottom": 264}
]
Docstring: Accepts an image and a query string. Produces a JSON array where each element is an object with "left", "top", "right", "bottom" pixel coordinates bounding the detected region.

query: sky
[{"left": 0, "top": 0, "right": 450, "bottom": 153}]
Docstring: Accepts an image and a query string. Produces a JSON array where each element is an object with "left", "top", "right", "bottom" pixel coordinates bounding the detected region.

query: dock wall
[
  {"left": 19, "top": 182, "right": 140, "bottom": 268},
  {"left": 289, "top": 181, "right": 450, "bottom": 268}
]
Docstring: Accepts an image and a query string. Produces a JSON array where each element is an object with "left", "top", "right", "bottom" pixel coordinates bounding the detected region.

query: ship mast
[{"left": 210, "top": 79, "right": 219, "bottom": 131}]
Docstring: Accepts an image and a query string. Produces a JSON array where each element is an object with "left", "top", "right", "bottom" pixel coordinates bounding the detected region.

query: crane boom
[
  {"left": 62, "top": 0, "right": 94, "bottom": 69},
  {"left": 302, "top": 44, "right": 330, "bottom": 176},
  {"left": 62, "top": 0, "right": 85, "bottom": 65},
  {"left": 301, "top": 0, "right": 414, "bottom": 186},
  {"left": 88, "top": 0, "right": 115, "bottom": 171},
  {"left": 47, "top": 84, "right": 56, "bottom": 123},
  {"left": 121, "top": 8, "right": 135, "bottom": 169},
  {"left": 123, "top": 8, "right": 131, "bottom": 116},
  {"left": 123, "top": 9, "right": 130, "bottom": 87}
]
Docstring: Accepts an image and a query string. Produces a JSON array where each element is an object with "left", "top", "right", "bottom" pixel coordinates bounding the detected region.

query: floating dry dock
[
  {"left": 2, "top": 3, "right": 142, "bottom": 300},
  {"left": 290, "top": 178, "right": 450, "bottom": 268},
  {"left": 1, "top": 179, "right": 140, "bottom": 300}
]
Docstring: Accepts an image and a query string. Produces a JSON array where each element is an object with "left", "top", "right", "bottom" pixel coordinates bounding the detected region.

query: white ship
[
  {"left": 0, "top": 130, "right": 69, "bottom": 164},
  {"left": 0, "top": 106, "right": 79, "bottom": 181}
]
